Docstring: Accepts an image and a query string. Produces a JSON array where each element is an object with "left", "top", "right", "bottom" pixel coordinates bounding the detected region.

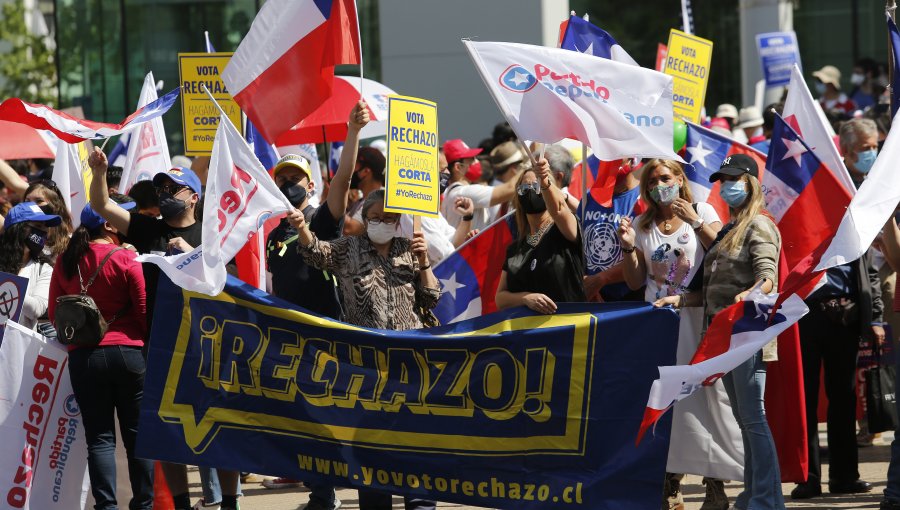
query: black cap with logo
[{"left": 709, "top": 153, "right": 759, "bottom": 183}]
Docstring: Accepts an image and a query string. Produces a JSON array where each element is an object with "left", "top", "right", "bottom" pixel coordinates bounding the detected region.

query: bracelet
[
  {"left": 621, "top": 245, "right": 635, "bottom": 253},
  {"left": 420, "top": 264, "right": 431, "bottom": 271},
  {"left": 540, "top": 178, "right": 551, "bottom": 191},
  {"left": 462, "top": 214, "right": 474, "bottom": 222}
]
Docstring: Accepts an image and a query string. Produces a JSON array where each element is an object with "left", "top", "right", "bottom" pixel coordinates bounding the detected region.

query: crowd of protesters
[{"left": 0, "top": 56, "right": 898, "bottom": 510}]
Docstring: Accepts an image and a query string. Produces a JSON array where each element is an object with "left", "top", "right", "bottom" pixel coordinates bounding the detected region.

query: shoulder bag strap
[{"left": 79, "top": 247, "right": 124, "bottom": 295}]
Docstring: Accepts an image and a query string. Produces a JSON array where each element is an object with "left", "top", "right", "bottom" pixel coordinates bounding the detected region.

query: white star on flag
[
  {"left": 687, "top": 139, "right": 713, "bottom": 167},
  {"left": 781, "top": 137, "right": 808, "bottom": 167},
  {"left": 577, "top": 42, "right": 595, "bottom": 55},
  {"left": 439, "top": 273, "right": 466, "bottom": 300},
  {"left": 508, "top": 70, "right": 530, "bottom": 87}
]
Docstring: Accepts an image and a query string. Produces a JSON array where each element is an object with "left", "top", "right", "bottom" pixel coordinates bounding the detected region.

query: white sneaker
[{"left": 192, "top": 499, "right": 221, "bottom": 510}]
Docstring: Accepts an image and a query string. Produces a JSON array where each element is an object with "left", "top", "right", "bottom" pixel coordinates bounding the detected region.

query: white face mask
[
  {"left": 366, "top": 221, "right": 397, "bottom": 245},
  {"left": 850, "top": 72, "right": 865, "bottom": 86}
]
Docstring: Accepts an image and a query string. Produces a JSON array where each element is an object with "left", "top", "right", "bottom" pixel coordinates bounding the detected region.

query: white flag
[
  {"left": 51, "top": 142, "right": 86, "bottom": 228},
  {"left": 0, "top": 321, "right": 89, "bottom": 510},
  {"left": 120, "top": 71, "right": 171, "bottom": 193},
  {"left": 137, "top": 105, "right": 292, "bottom": 296},
  {"left": 464, "top": 40, "right": 681, "bottom": 161}
]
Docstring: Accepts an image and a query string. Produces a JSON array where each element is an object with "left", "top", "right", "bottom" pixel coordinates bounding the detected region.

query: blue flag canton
[
  {"left": 732, "top": 300, "right": 787, "bottom": 335},
  {"left": 766, "top": 116, "right": 818, "bottom": 194},
  {"left": 889, "top": 15, "right": 900, "bottom": 119},
  {"left": 684, "top": 124, "right": 731, "bottom": 187},
  {"left": 560, "top": 16, "right": 619, "bottom": 59},
  {"left": 432, "top": 251, "right": 483, "bottom": 324}
]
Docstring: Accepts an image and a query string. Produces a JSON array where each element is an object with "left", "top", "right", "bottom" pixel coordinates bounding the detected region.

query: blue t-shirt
[{"left": 577, "top": 185, "right": 643, "bottom": 301}]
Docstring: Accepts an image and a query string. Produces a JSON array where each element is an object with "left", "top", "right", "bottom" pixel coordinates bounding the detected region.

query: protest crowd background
[{"left": 1, "top": 1, "right": 900, "bottom": 510}]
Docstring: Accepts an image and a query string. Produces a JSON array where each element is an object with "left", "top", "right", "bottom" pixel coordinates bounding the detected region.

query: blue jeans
[
  {"left": 884, "top": 339, "right": 900, "bottom": 502},
  {"left": 69, "top": 346, "right": 154, "bottom": 510},
  {"left": 198, "top": 467, "right": 242, "bottom": 503},
  {"left": 305, "top": 482, "right": 337, "bottom": 508},
  {"left": 722, "top": 351, "right": 786, "bottom": 510}
]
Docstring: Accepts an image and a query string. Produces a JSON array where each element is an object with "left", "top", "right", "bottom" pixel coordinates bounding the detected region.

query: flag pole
[
  {"left": 581, "top": 143, "right": 587, "bottom": 225},
  {"left": 889, "top": 0, "right": 897, "bottom": 117},
  {"left": 354, "top": 0, "right": 364, "bottom": 98}
]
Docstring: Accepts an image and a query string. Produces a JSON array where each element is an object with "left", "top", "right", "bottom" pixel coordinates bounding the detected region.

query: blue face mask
[
  {"left": 719, "top": 180, "right": 748, "bottom": 208},
  {"left": 815, "top": 82, "right": 826, "bottom": 95},
  {"left": 855, "top": 148, "right": 877, "bottom": 174}
]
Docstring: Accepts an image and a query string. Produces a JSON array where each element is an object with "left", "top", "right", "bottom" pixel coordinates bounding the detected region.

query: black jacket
[{"left": 856, "top": 249, "right": 884, "bottom": 340}]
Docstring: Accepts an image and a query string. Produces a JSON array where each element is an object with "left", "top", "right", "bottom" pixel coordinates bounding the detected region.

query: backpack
[{"left": 54, "top": 248, "right": 128, "bottom": 347}]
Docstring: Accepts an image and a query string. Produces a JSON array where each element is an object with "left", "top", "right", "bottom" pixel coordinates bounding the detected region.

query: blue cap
[
  {"left": 152, "top": 167, "right": 203, "bottom": 198},
  {"left": 4, "top": 202, "right": 62, "bottom": 229},
  {"left": 81, "top": 200, "right": 135, "bottom": 230}
]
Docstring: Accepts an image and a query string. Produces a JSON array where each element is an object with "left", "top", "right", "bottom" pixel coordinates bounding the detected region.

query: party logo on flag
[{"left": 499, "top": 64, "right": 538, "bottom": 92}]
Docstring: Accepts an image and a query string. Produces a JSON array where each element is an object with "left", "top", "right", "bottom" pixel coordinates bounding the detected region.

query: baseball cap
[
  {"left": 4, "top": 201, "right": 62, "bottom": 228},
  {"left": 443, "top": 139, "right": 482, "bottom": 163},
  {"left": 152, "top": 167, "right": 203, "bottom": 197},
  {"left": 272, "top": 154, "right": 313, "bottom": 181},
  {"left": 357, "top": 147, "right": 386, "bottom": 178},
  {"left": 709, "top": 154, "right": 759, "bottom": 182},
  {"left": 81, "top": 199, "right": 135, "bottom": 230}
]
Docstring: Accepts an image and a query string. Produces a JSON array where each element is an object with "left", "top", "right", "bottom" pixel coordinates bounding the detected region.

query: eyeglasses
[
  {"left": 366, "top": 217, "right": 399, "bottom": 225},
  {"left": 156, "top": 183, "right": 189, "bottom": 195},
  {"left": 516, "top": 182, "right": 541, "bottom": 195}
]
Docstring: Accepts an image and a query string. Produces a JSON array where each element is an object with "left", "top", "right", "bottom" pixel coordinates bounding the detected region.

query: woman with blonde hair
[
  {"left": 702, "top": 154, "right": 784, "bottom": 509},
  {"left": 617, "top": 158, "right": 739, "bottom": 510}
]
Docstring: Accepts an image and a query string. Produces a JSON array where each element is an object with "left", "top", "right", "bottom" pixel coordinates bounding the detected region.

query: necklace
[
  {"left": 526, "top": 219, "right": 552, "bottom": 247},
  {"left": 659, "top": 215, "right": 676, "bottom": 233}
]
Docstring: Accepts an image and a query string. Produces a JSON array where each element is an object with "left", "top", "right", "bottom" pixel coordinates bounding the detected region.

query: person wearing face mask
[
  {"left": 48, "top": 201, "right": 152, "bottom": 510},
  {"left": 701, "top": 155, "right": 785, "bottom": 509},
  {"left": 791, "top": 118, "right": 885, "bottom": 501},
  {"left": 849, "top": 57, "right": 880, "bottom": 111},
  {"left": 813, "top": 65, "right": 856, "bottom": 116},
  {"left": 441, "top": 139, "right": 522, "bottom": 230},
  {"left": 0, "top": 202, "right": 60, "bottom": 332},
  {"left": 617, "top": 159, "right": 733, "bottom": 510},
  {"left": 291, "top": 189, "right": 440, "bottom": 510},
  {"left": 840, "top": 117, "right": 879, "bottom": 187},
  {"left": 495, "top": 158, "right": 584, "bottom": 314},
  {"left": 343, "top": 146, "right": 387, "bottom": 236}
]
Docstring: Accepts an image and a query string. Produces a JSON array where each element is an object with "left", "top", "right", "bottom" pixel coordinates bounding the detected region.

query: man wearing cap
[
  {"left": 87, "top": 149, "right": 243, "bottom": 510},
  {"left": 442, "top": 139, "right": 521, "bottom": 230},
  {"left": 813, "top": 65, "right": 856, "bottom": 116}
]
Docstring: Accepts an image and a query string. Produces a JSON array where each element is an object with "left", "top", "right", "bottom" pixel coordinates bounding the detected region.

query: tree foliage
[{"left": 0, "top": 0, "right": 57, "bottom": 106}]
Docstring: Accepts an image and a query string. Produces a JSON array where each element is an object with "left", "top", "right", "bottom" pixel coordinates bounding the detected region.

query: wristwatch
[{"left": 690, "top": 217, "right": 704, "bottom": 230}]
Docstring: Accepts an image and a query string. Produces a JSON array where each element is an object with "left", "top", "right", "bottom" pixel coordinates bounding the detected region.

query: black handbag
[
  {"left": 54, "top": 248, "right": 127, "bottom": 347},
  {"left": 865, "top": 342, "right": 898, "bottom": 434}
]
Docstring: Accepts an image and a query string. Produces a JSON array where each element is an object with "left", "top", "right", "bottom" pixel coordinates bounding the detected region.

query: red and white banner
[
  {"left": 0, "top": 321, "right": 89, "bottom": 510},
  {"left": 464, "top": 40, "right": 681, "bottom": 161},
  {"left": 119, "top": 72, "right": 171, "bottom": 194},
  {"left": 137, "top": 102, "right": 292, "bottom": 296},
  {"left": 0, "top": 121, "right": 57, "bottom": 160}
]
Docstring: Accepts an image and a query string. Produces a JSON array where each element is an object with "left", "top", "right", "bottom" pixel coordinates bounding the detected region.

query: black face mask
[
  {"left": 280, "top": 182, "right": 308, "bottom": 207},
  {"left": 439, "top": 172, "right": 450, "bottom": 193},
  {"left": 158, "top": 192, "right": 189, "bottom": 220},
  {"left": 350, "top": 170, "right": 363, "bottom": 189},
  {"left": 26, "top": 229, "right": 47, "bottom": 259},
  {"left": 519, "top": 189, "right": 547, "bottom": 214}
]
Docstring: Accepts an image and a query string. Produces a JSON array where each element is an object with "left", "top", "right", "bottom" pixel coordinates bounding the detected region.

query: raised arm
[
  {"left": 88, "top": 148, "right": 131, "bottom": 235},
  {"left": 535, "top": 158, "right": 578, "bottom": 242},
  {"left": 488, "top": 168, "right": 523, "bottom": 206},
  {"left": 0, "top": 159, "right": 27, "bottom": 197},
  {"left": 327, "top": 101, "right": 370, "bottom": 221},
  {"left": 617, "top": 217, "right": 647, "bottom": 290}
]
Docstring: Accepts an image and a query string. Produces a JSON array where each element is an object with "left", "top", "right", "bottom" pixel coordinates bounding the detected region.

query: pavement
[{"left": 92, "top": 426, "right": 895, "bottom": 509}]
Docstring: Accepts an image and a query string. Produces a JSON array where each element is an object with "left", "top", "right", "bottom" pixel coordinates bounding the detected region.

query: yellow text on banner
[
  {"left": 663, "top": 29, "right": 713, "bottom": 124},
  {"left": 384, "top": 95, "right": 439, "bottom": 218},
  {"left": 178, "top": 53, "right": 241, "bottom": 156}
]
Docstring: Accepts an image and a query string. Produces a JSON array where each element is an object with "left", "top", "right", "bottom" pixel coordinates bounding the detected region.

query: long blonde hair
[
  {"left": 718, "top": 174, "right": 766, "bottom": 254},
  {"left": 637, "top": 159, "right": 694, "bottom": 231}
]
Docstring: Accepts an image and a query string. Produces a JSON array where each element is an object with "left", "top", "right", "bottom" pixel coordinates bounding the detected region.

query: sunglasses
[
  {"left": 516, "top": 182, "right": 541, "bottom": 195},
  {"left": 156, "top": 183, "right": 189, "bottom": 195}
]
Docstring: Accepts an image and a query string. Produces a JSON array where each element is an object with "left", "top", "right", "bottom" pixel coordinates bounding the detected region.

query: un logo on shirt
[{"left": 499, "top": 64, "right": 538, "bottom": 93}]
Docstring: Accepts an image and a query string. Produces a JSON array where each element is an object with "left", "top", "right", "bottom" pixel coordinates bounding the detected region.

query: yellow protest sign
[
  {"left": 178, "top": 52, "right": 241, "bottom": 156},
  {"left": 384, "top": 95, "right": 439, "bottom": 218},
  {"left": 664, "top": 29, "right": 713, "bottom": 123},
  {"left": 78, "top": 142, "right": 92, "bottom": 200}
]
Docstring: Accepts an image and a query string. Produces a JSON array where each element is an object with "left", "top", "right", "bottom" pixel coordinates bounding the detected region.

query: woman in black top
[{"left": 496, "top": 156, "right": 584, "bottom": 314}]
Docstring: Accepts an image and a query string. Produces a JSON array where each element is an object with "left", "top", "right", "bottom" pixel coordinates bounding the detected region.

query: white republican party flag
[
  {"left": 815, "top": 110, "right": 900, "bottom": 269},
  {"left": 120, "top": 71, "right": 171, "bottom": 194},
  {"left": 138, "top": 106, "right": 293, "bottom": 296},
  {"left": 783, "top": 64, "right": 856, "bottom": 196},
  {"left": 464, "top": 40, "right": 682, "bottom": 161},
  {"left": 0, "top": 321, "right": 89, "bottom": 510},
  {"left": 51, "top": 142, "right": 86, "bottom": 228}
]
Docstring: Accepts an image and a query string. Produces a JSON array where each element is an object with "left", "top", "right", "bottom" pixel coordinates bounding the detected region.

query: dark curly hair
[{"left": 0, "top": 223, "right": 51, "bottom": 274}]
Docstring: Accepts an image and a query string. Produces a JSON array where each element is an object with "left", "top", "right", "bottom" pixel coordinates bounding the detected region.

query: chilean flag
[
  {"left": 558, "top": 15, "right": 639, "bottom": 66},
  {"left": 432, "top": 213, "right": 516, "bottom": 325},
  {"left": 683, "top": 122, "right": 766, "bottom": 222},
  {"left": 891, "top": 15, "right": 900, "bottom": 119},
  {"left": 637, "top": 291, "right": 809, "bottom": 443},
  {"left": 222, "top": 0, "right": 361, "bottom": 143},
  {"left": 567, "top": 154, "right": 622, "bottom": 206},
  {"left": 0, "top": 88, "right": 179, "bottom": 143}
]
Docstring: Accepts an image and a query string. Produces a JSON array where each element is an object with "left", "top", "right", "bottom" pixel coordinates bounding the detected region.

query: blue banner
[
  {"left": 756, "top": 31, "right": 801, "bottom": 87},
  {"left": 137, "top": 276, "right": 679, "bottom": 509},
  {"left": 0, "top": 270, "right": 29, "bottom": 343}
]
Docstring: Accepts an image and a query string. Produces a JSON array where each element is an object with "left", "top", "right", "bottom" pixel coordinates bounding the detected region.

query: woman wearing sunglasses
[{"left": 495, "top": 155, "right": 584, "bottom": 314}]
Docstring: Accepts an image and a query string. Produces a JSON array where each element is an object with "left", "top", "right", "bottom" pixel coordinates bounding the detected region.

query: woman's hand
[
  {"left": 653, "top": 295, "right": 681, "bottom": 308},
  {"left": 734, "top": 290, "right": 750, "bottom": 303},
  {"left": 672, "top": 198, "right": 698, "bottom": 223},
  {"left": 411, "top": 231, "right": 430, "bottom": 267},
  {"left": 523, "top": 293, "right": 557, "bottom": 314},
  {"left": 88, "top": 147, "right": 108, "bottom": 174},
  {"left": 349, "top": 100, "right": 370, "bottom": 131},
  {"left": 583, "top": 272, "right": 608, "bottom": 300},
  {"left": 617, "top": 217, "right": 636, "bottom": 249},
  {"left": 536, "top": 157, "right": 552, "bottom": 189}
]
